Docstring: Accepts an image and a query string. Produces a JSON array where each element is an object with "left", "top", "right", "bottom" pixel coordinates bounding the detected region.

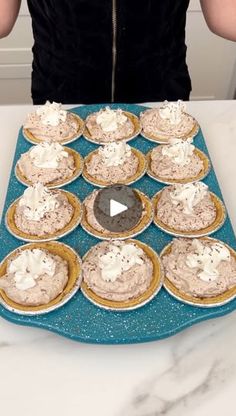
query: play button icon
[
  {"left": 93, "top": 185, "right": 143, "bottom": 233},
  {"left": 110, "top": 200, "right": 128, "bottom": 217}
]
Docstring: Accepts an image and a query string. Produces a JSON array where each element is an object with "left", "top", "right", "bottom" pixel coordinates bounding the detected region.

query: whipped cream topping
[
  {"left": 98, "top": 243, "right": 144, "bottom": 282},
  {"left": 159, "top": 100, "right": 186, "bottom": 125},
  {"left": 98, "top": 141, "right": 132, "bottom": 167},
  {"left": 170, "top": 182, "right": 208, "bottom": 215},
  {"left": 186, "top": 239, "right": 231, "bottom": 282},
  {"left": 162, "top": 138, "right": 194, "bottom": 166},
  {"left": 29, "top": 142, "right": 69, "bottom": 168},
  {"left": 19, "top": 183, "right": 59, "bottom": 221},
  {"left": 9, "top": 249, "right": 56, "bottom": 290},
  {"left": 96, "top": 107, "right": 127, "bottom": 132},
  {"left": 36, "top": 101, "right": 67, "bottom": 127}
]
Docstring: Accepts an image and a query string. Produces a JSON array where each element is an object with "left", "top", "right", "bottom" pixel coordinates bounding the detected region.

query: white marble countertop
[{"left": 0, "top": 101, "right": 235, "bottom": 416}]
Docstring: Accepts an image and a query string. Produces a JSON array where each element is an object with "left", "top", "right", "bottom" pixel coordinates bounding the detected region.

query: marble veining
[
  {"left": 120, "top": 315, "right": 236, "bottom": 415},
  {"left": 0, "top": 341, "right": 10, "bottom": 348}
]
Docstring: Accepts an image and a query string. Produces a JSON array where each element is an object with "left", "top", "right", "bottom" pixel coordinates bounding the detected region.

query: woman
[{"left": 1, "top": 0, "right": 236, "bottom": 104}]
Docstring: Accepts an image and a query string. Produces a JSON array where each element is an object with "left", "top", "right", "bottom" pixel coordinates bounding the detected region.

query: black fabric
[{"left": 27, "top": 0, "right": 191, "bottom": 104}]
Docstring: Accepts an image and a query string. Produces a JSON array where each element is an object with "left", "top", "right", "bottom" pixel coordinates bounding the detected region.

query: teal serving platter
[{"left": 0, "top": 104, "right": 235, "bottom": 344}]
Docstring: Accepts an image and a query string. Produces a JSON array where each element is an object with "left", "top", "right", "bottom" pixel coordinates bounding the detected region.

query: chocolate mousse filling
[
  {"left": 82, "top": 241, "right": 153, "bottom": 302},
  {"left": 162, "top": 238, "right": 236, "bottom": 298},
  {"left": 0, "top": 249, "right": 68, "bottom": 306},
  {"left": 85, "top": 109, "right": 135, "bottom": 142},
  {"left": 18, "top": 146, "right": 75, "bottom": 185}
]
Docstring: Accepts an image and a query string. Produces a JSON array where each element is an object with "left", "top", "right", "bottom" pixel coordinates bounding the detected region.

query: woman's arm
[
  {"left": 0, "top": 0, "right": 21, "bottom": 38},
  {"left": 201, "top": 0, "right": 236, "bottom": 41}
]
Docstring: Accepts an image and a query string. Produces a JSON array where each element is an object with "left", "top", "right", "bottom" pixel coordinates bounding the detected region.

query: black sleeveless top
[{"left": 27, "top": 0, "right": 191, "bottom": 104}]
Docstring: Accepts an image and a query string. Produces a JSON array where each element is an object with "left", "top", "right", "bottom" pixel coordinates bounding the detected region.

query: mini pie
[
  {"left": 5, "top": 184, "right": 82, "bottom": 242},
  {"left": 161, "top": 237, "right": 236, "bottom": 307},
  {"left": 146, "top": 139, "right": 210, "bottom": 185},
  {"left": 0, "top": 241, "right": 82, "bottom": 314},
  {"left": 81, "top": 239, "right": 163, "bottom": 310},
  {"left": 83, "top": 106, "right": 141, "bottom": 144},
  {"left": 83, "top": 142, "right": 147, "bottom": 187},
  {"left": 15, "top": 142, "right": 83, "bottom": 188},
  {"left": 140, "top": 100, "right": 199, "bottom": 143},
  {"left": 152, "top": 182, "right": 226, "bottom": 238},
  {"left": 81, "top": 188, "right": 153, "bottom": 239},
  {"left": 23, "top": 101, "right": 84, "bottom": 145}
]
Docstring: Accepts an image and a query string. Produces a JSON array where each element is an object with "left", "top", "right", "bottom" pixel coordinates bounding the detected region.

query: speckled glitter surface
[{"left": 0, "top": 103, "right": 236, "bottom": 344}]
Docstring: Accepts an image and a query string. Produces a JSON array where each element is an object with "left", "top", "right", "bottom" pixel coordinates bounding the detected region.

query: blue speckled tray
[{"left": 0, "top": 104, "right": 236, "bottom": 344}]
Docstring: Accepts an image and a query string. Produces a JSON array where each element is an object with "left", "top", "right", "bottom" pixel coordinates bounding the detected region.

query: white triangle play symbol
[{"left": 110, "top": 199, "right": 128, "bottom": 217}]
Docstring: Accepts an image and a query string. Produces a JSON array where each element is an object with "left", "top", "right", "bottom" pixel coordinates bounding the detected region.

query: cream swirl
[
  {"left": 162, "top": 138, "right": 194, "bottom": 166},
  {"left": 96, "top": 107, "right": 127, "bottom": 132},
  {"left": 36, "top": 101, "right": 67, "bottom": 127},
  {"left": 9, "top": 249, "right": 56, "bottom": 290},
  {"left": 159, "top": 100, "right": 186, "bottom": 125},
  {"left": 169, "top": 182, "right": 209, "bottom": 215},
  {"left": 19, "top": 183, "right": 59, "bottom": 221},
  {"left": 186, "top": 239, "right": 231, "bottom": 282},
  {"left": 98, "top": 141, "right": 132, "bottom": 167},
  {"left": 98, "top": 243, "right": 144, "bottom": 282},
  {"left": 29, "top": 142, "right": 69, "bottom": 168}
]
